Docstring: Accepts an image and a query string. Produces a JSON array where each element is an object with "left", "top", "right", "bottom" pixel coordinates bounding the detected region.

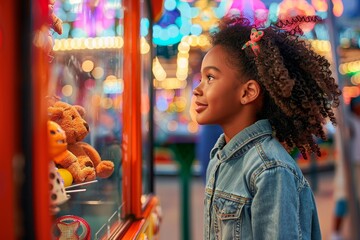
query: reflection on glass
[
  {"left": 48, "top": 0, "right": 124, "bottom": 239},
  {"left": 141, "top": 0, "right": 153, "bottom": 199}
]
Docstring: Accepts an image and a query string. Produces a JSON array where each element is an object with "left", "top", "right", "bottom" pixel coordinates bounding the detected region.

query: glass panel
[
  {"left": 140, "top": 0, "right": 153, "bottom": 198},
  {"left": 47, "top": 0, "right": 124, "bottom": 239}
]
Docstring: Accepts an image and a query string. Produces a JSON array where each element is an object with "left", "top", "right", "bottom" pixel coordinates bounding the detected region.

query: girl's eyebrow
[{"left": 202, "top": 66, "right": 221, "bottom": 73}]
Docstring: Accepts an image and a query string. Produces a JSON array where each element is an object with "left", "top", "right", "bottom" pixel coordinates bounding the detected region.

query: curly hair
[{"left": 212, "top": 16, "right": 342, "bottom": 159}]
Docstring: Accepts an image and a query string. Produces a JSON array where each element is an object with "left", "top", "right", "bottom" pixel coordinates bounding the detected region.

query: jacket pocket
[{"left": 213, "top": 192, "right": 247, "bottom": 240}]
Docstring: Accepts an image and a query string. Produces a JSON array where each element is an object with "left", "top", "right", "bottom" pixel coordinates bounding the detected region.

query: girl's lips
[{"left": 195, "top": 102, "right": 208, "bottom": 113}]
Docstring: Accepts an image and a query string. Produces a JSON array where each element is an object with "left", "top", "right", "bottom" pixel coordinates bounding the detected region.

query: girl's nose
[{"left": 193, "top": 83, "right": 202, "bottom": 96}]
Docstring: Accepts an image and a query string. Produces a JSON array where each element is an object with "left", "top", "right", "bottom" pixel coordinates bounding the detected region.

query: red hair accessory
[{"left": 241, "top": 28, "right": 264, "bottom": 56}]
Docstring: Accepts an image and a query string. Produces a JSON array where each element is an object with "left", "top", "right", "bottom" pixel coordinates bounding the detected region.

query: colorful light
[
  {"left": 191, "top": 0, "right": 222, "bottom": 32},
  {"left": 311, "top": 0, "right": 328, "bottom": 11},
  {"left": 278, "top": 0, "right": 316, "bottom": 33},
  {"left": 311, "top": 0, "right": 344, "bottom": 17},
  {"left": 103, "top": 76, "right": 124, "bottom": 94},
  {"left": 153, "top": 7, "right": 184, "bottom": 45},
  {"left": 332, "top": 0, "right": 344, "bottom": 17},
  {"left": 227, "top": 0, "right": 268, "bottom": 26},
  {"left": 55, "top": 0, "right": 122, "bottom": 38}
]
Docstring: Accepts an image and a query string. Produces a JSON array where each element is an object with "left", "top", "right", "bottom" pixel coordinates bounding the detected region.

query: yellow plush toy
[
  {"left": 47, "top": 120, "right": 73, "bottom": 187},
  {"left": 48, "top": 120, "right": 67, "bottom": 160},
  {"left": 48, "top": 100, "right": 115, "bottom": 183}
]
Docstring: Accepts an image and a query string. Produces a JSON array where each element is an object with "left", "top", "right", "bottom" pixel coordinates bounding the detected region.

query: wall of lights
[{"left": 52, "top": 0, "right": 360, "bottom": 134}]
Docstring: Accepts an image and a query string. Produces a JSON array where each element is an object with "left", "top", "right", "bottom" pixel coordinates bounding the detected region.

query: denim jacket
[{"left": 204, "top": 119, "right": 321, "bottom": 240}]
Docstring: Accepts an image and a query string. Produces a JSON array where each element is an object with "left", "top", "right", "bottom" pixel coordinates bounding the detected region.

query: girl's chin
[
  {"left": 196, "top": 117, "right": 205, "bottom": 125},
  {"left": 196, "top": 117, "right": 213, "bottom": 125}
]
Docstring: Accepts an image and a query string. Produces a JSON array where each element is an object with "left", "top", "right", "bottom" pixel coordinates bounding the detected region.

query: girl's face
[{"left": 193, "top": 45, "right": 244, "bottom": 126}]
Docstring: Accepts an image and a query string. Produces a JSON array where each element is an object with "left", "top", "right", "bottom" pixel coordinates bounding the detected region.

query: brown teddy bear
[{"left": 48, "top": 100, "right": 115, "bottom": 183}]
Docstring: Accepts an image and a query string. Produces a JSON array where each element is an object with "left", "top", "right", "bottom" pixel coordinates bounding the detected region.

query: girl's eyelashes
[
  {"left": 207, "top": 74, "right": 214, "bottom": 82},
  {"left": 197, "top": 74, "right": 214, "bottom": 83}
]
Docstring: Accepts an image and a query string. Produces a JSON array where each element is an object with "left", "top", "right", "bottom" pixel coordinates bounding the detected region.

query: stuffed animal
[
  {"left": 46, "top": 0, "right": 63, "bottom": 62},
  {"left": 241, "top": 28, "right": 264, "bottom": 56},
  {"left": 47, "top": 120, "right": 74, "bottom": 187},
  {"left": 48, "top": 120, "right": 67, "bottom": 160},
  {"left": 48, "top": 101, "right": 115, "bottom": 183},
  {"left": 47, "top": 120, "right": 69, "bottom": 211},
  {"left": 48, "top": 0, "right": 63, "bottom": 35},
  {"left": 47, "top": 114, "right": 95, "bottom": 183}
]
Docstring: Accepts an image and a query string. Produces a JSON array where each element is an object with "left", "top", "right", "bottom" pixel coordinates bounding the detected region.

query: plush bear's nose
[
  {"left": 84, "top": 160, "right": 94, "bottom": 168},
  {"left": 84, "top": 122, "right": 89, "bottom": 131}
]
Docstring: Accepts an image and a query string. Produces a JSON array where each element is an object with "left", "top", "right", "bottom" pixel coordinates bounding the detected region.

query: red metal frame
[
  {"left": 32, "top": 0, "right": 53, "bottom": 239},
  {"left": 0, "top": 2, "right": 18, "bottom": 239},
  {"left": 121, "top": 197, "right": 160, "bottom": 239},
  {"left": 122, "top": 0, "right": 143, "bottom": 219}
]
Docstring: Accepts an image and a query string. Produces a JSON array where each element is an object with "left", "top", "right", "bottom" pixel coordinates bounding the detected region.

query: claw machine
[{"left": 0, "top": 0, "right": 164, "bottom": 239}]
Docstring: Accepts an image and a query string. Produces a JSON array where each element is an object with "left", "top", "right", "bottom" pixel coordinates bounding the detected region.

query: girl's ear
[{"left": 240, "top": 80, "right": 261, "bottom": 104}]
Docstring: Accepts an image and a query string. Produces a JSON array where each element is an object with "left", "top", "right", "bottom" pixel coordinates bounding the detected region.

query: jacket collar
[{"left": 210, "top": 119, "right": 273, "bottom": 161}]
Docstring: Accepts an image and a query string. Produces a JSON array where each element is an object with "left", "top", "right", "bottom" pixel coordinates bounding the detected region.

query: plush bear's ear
[
  {"left": 74, "top": 105, "right": 86, "bottom": 117},
  {"left": 48, "top": 106, "right": 64, "bottom": 121},
  {"left": 54, "top": 101, "right": 71, "bottom": 108},
  {"left": 45, "top": 95, "right": 61, "bottom": 108}
]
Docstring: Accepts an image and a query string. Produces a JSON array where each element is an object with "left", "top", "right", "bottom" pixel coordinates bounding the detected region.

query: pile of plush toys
[
  {"left": 45, "top": 1, "right": 114, "bottom": 236},
  {"left": 48, "top": 100, "right": 115, "bottom": 185},
  {"left": 47, "top": 99, "right": 115, "bottom": 212}
]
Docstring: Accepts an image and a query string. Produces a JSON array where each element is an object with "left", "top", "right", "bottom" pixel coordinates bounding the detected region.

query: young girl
[{"left": 193, "top": 16, "right": 341, "bottom": 239}]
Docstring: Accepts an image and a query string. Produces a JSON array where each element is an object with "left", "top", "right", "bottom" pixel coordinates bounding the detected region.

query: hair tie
[{"left": 241, "top": 28, "right": 264, "bottom": 56}]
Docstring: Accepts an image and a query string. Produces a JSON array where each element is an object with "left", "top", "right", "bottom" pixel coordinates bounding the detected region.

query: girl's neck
[
  {"left": 222, "top": 97, "right": 263, "bottom": 143},
  {"left": 222, "top": 118, "right": 258, "bottom": 143}
]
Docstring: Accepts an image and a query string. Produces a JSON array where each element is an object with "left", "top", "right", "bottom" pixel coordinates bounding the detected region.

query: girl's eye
[{"left": 207, "top": 75, "right": 214, "bottom": 82}]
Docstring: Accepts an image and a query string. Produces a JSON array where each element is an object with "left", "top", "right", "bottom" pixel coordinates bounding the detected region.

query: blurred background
[
  {"left": 146, "top": 0, "right": 360, "bottom": 240},
  {"left": 6, "top": 0, "right": 359, "bottom": 239}
]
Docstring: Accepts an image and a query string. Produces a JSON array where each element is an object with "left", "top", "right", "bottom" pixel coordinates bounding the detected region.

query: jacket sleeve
[{"left": 250, "top": 166, "right": 300, "bottom": 239}]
